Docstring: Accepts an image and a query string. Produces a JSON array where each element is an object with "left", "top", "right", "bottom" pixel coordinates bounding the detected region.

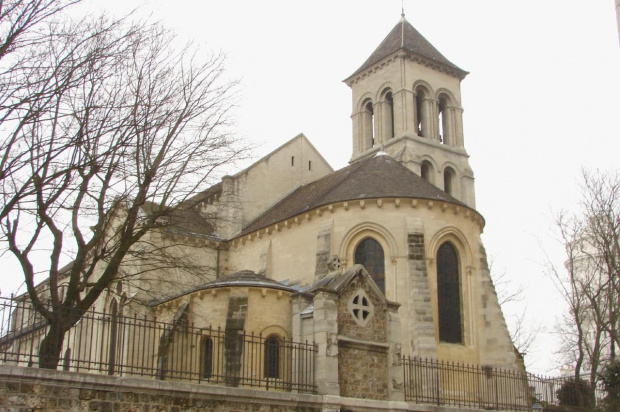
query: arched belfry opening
[
  {"left": 438, "top": 94, "right": 451, "bottom": 145},
  {"left": 354, "top": 238, "right": 385, "bottom": 294},
  {"left": 362, "top": 99, "right": 375, "bottom": 150},
  {"left": 415, "top": 86, "right": 429, "bottom": 138},
  {"left": 436, "top": 242, "right": 462, "bottom": 344},
  {"left": 382, "top": 89, "right": 395, "bottom": 140}
]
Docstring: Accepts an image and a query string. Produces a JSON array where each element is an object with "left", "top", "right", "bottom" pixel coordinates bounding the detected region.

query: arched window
[
  {"left": 63, "top": 348, "right": 71, "bottom": 371},
  {"left": 108, "top": 299, "right": 118, "bottom": 375},
  {"left": 438, "top": 94, "right": 451, "bottom": 145},
  {"left": 415, "top": 87, "right": 428, "bottom": 137},
  {"left": 421, "top": 160, "right": 434, "bottom": 184},
  {"left": 362, "top": 99, "right": 375, "bottom": 150},
  {"left": 354, "top": 238, "right": 385, "bottom": 293},
  {"left": 384, "top": 90, "right": 394, "bottom": 139},
  {"left": 436, "top": 242, "right": 462, "bottom": 344},
  {"left": 264, "top": 335, "right": 280, "bottom": 378},
  {"left": 444, "top": 167, "right": 455, "bottom": 195},
  {"left": 202, "top": 337, "right": 213, "bottom": 379}
]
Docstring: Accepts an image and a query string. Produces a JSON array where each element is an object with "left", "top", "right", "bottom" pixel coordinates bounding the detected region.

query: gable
[{"left": 227, "top": 133, "right": 333, "bottom": 230}]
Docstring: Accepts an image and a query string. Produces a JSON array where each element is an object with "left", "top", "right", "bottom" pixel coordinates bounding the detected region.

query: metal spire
[{"left": 401, "top": 0, "right": 406, "bottom": 47}]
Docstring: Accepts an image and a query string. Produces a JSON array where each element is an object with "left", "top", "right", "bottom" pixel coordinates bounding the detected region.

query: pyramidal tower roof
[{"left": 347, "top": 16, "right": 468, "bottom": 80}]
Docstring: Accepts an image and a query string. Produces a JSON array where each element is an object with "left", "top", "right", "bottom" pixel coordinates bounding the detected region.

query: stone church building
[
  {"left": 141, "top": 13, "right": 521, "bottom": 397},
  {"left": 3, "top": 15, "right": 525, "bottom": 410}
]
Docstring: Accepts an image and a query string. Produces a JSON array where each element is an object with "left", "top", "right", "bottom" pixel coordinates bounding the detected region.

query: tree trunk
[{"left": 38, "top": 321, "right": 66, "bottom": 369}]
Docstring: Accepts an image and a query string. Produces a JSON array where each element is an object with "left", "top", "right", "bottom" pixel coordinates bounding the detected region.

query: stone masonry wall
[
  {"left": 407, "top": 233, "right": 437, "bottom": 357},
  {"left": 337, "top": 342, "right": 389, "bottom": 401},
  {"left": 336, "top": 277, "right": 387, "bottom": 342}
]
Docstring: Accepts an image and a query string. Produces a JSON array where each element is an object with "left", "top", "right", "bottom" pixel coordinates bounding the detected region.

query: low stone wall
[
  {"left": 0, "top": 364, "right": 487, "bottom": 412},
  {"left": 0, "top": 365, "right": 325, "bottom": 412}
]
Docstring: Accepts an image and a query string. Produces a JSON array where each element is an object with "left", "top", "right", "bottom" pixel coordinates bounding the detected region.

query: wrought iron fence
[
  {"left": 0, "top": 295, "right": 607, "bottom": 409},
  {"left": 0, "top": 297, "right": 317, "bottom": 393},
  {"left": 403, "top": 356, "right": 602, "bottom": 411}
]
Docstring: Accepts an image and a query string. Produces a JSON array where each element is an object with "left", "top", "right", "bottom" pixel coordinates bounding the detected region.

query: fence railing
[
  {"left": 0, "top": 297, "right": 317, "bottom": 393},
  {"left": 403, "top": 356, "right": 602, "bottom": 411},
  {"left": 0, "top": 296, "right": 605, "bottom": 409}
]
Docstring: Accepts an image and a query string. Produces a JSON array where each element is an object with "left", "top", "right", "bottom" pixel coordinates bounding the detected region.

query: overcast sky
[{"left": 2, "top": 0, "right": 619, "bottom": 375}]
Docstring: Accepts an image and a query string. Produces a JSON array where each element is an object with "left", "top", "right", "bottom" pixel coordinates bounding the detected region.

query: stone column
[
  {"left": 393, "top": 89, "right": 413, "bottom": 138},
  {"left": 420, "top": 98, "right": 433, "bottom": 139},
  {"left": 428, "top": 98, "right": 440, "bottom": 142},
  {"left": 454, "top": 106, "right": 465, "bottom": 148},
  {"left": 313, "top": 290, "right": 340, "bottom": 396},
  {"left": 373, "top": 101, "right": 385, "bottom": 146}
]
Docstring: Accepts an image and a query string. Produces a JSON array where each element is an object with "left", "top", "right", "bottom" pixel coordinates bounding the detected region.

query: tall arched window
[
  {"left": 108, "top": 299, "right": 118, "bottom": 375},
  {"left": 436, "top": 242, "right": 462, "bottom": 344},
  {"left": 355, "top": 238, "right": 385, "bottom": 293},
  {"left": 438, "top": 95, "right": 451, "bottom": 145},
  {"left": 362, "top": 99, "right": 375, "bottom": 150},
  {"left": 264, "top": 335, "right": 280, "bottom": 378},
  {"left": 415, "top": 87, "right": 428, "bottom": 137},
  {"left": 385, "top": 91, "right": 394, "bottom": 139},
  {"left": 202, "top": 337, "right": 213, "bottom": 379}
]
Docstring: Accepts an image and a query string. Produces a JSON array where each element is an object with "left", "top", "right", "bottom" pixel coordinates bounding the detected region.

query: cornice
[
  {"left": 229, "top": 197, "right": 485, "bottom": 249},
  {"left": 344, "top": 50, "right": 467, "bottom": 87}
]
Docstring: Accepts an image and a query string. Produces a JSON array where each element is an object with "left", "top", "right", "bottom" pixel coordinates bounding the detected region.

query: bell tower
[{"left": 344, "top": 15, "right": 476, "bottom": 208}]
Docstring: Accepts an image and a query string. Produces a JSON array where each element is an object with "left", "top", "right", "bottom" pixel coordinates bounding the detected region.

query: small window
[
  {"left": 264, "top": 336, "right": 280, "bottom": 378},
  {"left": 354, "top": 238, "right": 385, "bottom": 294},
  {"left": 291, "top": 156, "right": 294, "bottom": 166},
  {"left": 348, "top": 290, "right": 374, "bottom": 326},
  {"left": 421, "top": 163, "right": 429, "bottom": 181},
  {"left": 63, "top": 348, "right": 71, "bottom": 371},
  {"left": 308, "top": 160, "right": 312, "bottom": 171},
  {"left": 202, "top": 337, "right": 213, "bottom": 379},
  {"left": 444, "top": 167, "right": 455, "bottom": 195}
]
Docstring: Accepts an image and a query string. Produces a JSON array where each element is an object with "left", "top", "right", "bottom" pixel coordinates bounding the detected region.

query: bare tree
[
  {"left": 549, "top": 169, "right": 620, "bottom": 401},
  {"left": 489, "top": 258, "right": 539, "bottom": 360},
  {"left": 0, "top": 0, "right": 83, "bottom": 220},
  {"left": 0, "top": 10, "right": 245, "bottom": 369}
]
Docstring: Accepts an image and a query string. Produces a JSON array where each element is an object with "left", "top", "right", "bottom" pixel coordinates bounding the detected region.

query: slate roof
[
  {"left": 240, "top": 153, "right": 466, "bottom": 236},
  {"left": 140, "top": 201, "right": 215, "bottom": 237},
  {"left": 347, "top": 18, "right": 467, "bottom": 80},
  {"left": 150, "top": 270, "right": 296, "bottom": 306}
]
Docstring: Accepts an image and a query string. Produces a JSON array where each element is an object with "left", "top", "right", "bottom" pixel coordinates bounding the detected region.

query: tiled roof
[
  {"left": 150, "top": 270, "right": 295, "bottom": 306},
  {"left": 240, "top": 153, "right": 466, "bottom": 236},
  {"left": 140, "top": 201, "right": 215, "bottom": 237},
  {"left": 347, "top": 18, "right": 467, "bottom": 80}
]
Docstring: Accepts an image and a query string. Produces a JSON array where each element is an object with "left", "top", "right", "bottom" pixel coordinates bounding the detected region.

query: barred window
[
  {"left": 437, "top": 242, "right": 462, "bottom": 343},
  {"left": 264, "top": 336, "right": 280, "bottom": 378},
  {"left": 202, "top": 337, "right": 213, "bottom": 379},
  {"left": 355, "top": 238, "right": 385, "bottom": 293}
]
